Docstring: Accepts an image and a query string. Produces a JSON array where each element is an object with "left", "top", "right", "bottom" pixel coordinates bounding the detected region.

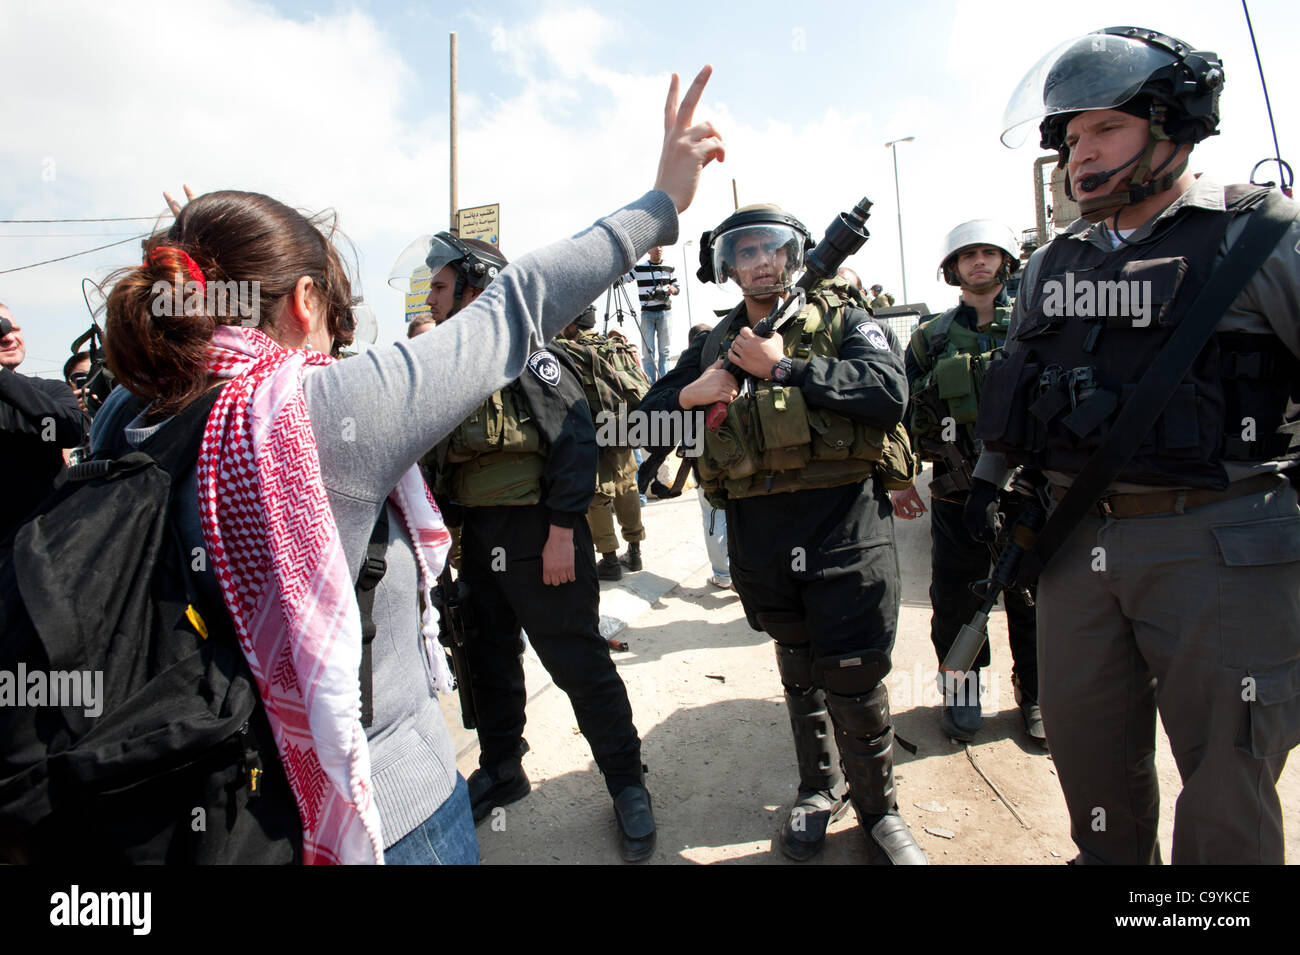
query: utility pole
[
  {"left": 450, "top": 32, "right": 458, "bottom": 234},
  {"left": 885, "top": 136, "right": 915, "bottom": 305}
]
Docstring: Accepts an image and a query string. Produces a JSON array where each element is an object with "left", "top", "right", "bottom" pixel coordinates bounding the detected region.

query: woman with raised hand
[{"left": 91, "top": 67, "right": 723, "bottom": 864}]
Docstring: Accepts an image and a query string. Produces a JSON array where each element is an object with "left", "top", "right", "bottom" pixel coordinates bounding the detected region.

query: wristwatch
[{"left": 771, "top": 357, "right": 793, "bottom": 383}]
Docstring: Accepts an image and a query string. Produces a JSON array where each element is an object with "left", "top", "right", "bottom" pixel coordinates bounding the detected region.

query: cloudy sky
[{"left": 2, "top": 0, "right": 1296, "bottom": 378}]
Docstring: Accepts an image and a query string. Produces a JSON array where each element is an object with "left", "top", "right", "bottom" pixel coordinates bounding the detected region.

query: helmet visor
[
  {"left": 712, "top": 223, "right": 804, "bottom": 296},
  {"left": 1002, "top": 32, "right": 1179, "bottom": 147},
  {"left": 387, "top": 234, "right": 436, "bottom": 291}
]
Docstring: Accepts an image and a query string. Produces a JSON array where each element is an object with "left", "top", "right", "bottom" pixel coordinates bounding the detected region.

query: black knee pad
[
  {"left": 813, "top": 649, "right": 891, "bottom": 697},
  {"left": 756, "top": 611, "right": 810, "bottom": 647},
  {"left": 774, "top": 642, "right": 814, "bottom": 692},
  {"left": 825, "top": 682, "right": 891, "bottom": 740}
]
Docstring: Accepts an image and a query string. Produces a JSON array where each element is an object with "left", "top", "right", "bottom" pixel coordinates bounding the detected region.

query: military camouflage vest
[
  {"left": 908, "top": 305, "right": 1010, "bottom": 459},
  {"left": 696, "top": 280, "right": 899, "bottom": 500},
  {"left": 431, "top": 384, "right": 546, "bottom": 507}
]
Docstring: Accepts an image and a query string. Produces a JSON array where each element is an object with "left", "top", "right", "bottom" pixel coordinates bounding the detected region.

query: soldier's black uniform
[
  {"left": 640, "top": 294, "right": 926, "bottom": 863},
  {"left": 644, "top": 312, "right": 907, "bottom": 657},
  {"left": 433, "top": 347, "right": 643, "bottom": 796}
]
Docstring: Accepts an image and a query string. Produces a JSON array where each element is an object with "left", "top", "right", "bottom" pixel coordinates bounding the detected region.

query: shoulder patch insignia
[
  {"left": 527, "top": 350, "right": 562, "bottom": 386},
  {"left": 857, "top": 322, "right": 890, "bottom": 351}
]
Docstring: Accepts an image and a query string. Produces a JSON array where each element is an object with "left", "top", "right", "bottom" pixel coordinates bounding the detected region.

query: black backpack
[{"left": 0, "top": 386, "right": 303, "bottom": 864}]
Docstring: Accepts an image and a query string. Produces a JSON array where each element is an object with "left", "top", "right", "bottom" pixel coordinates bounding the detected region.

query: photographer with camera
[
  {"left": 0, "top": 303, "right": 89, "bottom": 540},
  {"left": 625, "top": 245, "right": 679, "bottom": 384}
]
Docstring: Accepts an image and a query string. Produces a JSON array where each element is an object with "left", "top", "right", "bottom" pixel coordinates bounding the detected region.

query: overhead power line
[
  {"left": 0, "top": 232, "right": 149, "bottom": 275},
  {"left": 0, "top": 216, "right": 163, "bottom": 223}
]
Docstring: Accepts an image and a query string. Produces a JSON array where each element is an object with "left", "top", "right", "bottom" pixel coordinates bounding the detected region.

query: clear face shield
[
  {"left": 712, "top": 223, "right": 804, "bottom": 298},
  {"left": 1001, "top": 32, "right": 1179, "bottom": 147},
  {"left": 387, "top": 231, "right": 481, "bottom": 281}
]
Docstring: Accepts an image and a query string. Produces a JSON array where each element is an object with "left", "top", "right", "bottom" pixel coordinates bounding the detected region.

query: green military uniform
[
  {"left": 905, "top": 303, "right": 1040, "bottom": 735},
  {"left": 554, "top": 329, "right": 649, "bottom": 561}
]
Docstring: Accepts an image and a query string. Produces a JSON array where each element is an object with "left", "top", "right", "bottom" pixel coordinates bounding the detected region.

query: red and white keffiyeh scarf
[{"left": 196, "top": 326, "right": 453, "bottom": 865}]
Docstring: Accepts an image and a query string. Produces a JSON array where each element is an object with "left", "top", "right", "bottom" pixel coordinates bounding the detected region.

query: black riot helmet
[
  {"left": 1002, "top": 27, "right": 1224, "bottom": 221},
  {"left": 387, "top": 231, "right": 509, "bottom": 320},
  {"left": 697, "top": 204, "right": 813, "bottom": 298},
  {"left": 426, "top": 232, "right": 508, "bottom": 304}
]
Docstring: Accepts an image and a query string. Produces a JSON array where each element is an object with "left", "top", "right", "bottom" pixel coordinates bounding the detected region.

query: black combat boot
[
  {"left": 597, "top": 552, "right": 623, "bottom": 581},
  {"left": 467, "top": 739, "right": 532, "bottom": 824},
  {"left": 1014, "top": 672, "right": 1048, "bottom": 749},
  {"left": 772, "top": 641, "right": 849, "bottom": 861},
  {"left": 939, "top": 668, "right": 983, "bottom": 742},
  {"left": 618, "top": 541, "right": 643, "bottom": 572},
  {"left": 779, "top": 685, "right": 850, "bottom": 860},
  {"left": 825, "top": 683, "right": 928, "bottom": 865}
]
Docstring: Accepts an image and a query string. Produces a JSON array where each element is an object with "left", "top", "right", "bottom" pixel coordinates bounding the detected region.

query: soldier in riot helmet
[
  {"left": 971, "top": 26, "right": 1300, "bottom": 863},
  {"left": 893, "top": 220, "right": 1045, "bottom": 746},
  {"left": 639, "top": 203, "right": 926, "bottom": 865},
  {"left": 417, "top": 243, "right": 656, "bottom": 863}
]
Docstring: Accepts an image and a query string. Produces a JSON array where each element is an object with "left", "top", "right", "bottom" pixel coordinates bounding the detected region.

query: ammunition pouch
[
  {"left": 697, "top": 284, "right": 891, "bottom": 500},
  {"left": 440, "top": 386, "right": 547, "bottom": 507},
  {"left": 447, "top": 387, "right": 542, "bottom": 461},
  {"left": 698, "top": 385, "right": 884, "bottom": 500}
]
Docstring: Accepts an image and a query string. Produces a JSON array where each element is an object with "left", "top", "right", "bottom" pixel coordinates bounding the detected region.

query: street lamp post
[
  {"left": 681, "top": 239, "right": 695, "bottom": 325},
  {"left": 885, "top": 136, "right": 915, "bottom": 306}
]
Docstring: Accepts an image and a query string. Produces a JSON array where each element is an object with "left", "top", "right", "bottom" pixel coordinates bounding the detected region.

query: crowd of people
[{"left": 3, "top": 22, "right": 1299, "bottom": 868}]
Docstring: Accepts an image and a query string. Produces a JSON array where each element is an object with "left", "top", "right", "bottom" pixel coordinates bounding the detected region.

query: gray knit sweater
[{"left": 92, "top": 189, "right": 678, "bottom": 848}]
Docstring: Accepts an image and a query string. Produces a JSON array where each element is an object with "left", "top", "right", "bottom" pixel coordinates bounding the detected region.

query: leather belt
[{"left": 1051, "top": 472, "right": 1282, "bottom": 519}]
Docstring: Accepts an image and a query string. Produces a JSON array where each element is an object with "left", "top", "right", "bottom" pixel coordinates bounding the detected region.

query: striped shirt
[{"left": 625, "top": 262, "right": 676, "bottom": 312}]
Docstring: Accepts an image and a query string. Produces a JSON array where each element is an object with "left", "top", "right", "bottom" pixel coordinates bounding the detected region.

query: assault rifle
[
  {"left": 939, "top": 470, "right": 1051, "bottom": 681},
  {"left": 705, "top": 197, "right": 874, "bottom": 432},
  {"left": 432, "top": 566, "right": 478, "bottom": 730}
]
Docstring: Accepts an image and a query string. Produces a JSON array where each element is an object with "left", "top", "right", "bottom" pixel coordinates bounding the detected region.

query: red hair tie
[{"left": 147, "top": 246, "right": 206, "bottom": 292}]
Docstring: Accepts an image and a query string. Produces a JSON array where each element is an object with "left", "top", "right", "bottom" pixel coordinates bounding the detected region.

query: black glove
[{"left": 963, "top": 478, "right": 1002, "bottom": 543}]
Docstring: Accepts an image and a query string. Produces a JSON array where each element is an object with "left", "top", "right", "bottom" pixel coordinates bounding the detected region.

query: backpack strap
[
  {"left": 139, "top": 385, "right": 228, "bottom": 479},
  {"left": 355, "top": 507, "right": 389, "bottom": 728},
  {"left": 701, "top": 305, "right": 745, "bottom": 367}
]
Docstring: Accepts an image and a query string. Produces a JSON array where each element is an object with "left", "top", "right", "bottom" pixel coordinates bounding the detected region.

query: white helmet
[{"left": 937, "top": 220, "right": 1021, "bottom": 288}]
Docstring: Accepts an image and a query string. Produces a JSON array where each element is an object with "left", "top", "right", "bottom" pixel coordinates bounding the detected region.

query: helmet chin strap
[
  {"left": 959, "top": 277, "right": 1003, "bottom": 296},
  {"left": 1074, "top": 114, "right": 1188, "bottom": 224}
]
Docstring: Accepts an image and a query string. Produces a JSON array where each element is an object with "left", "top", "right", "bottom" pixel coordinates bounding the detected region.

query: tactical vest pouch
[
  {"left": 699, "top": 395, "right": 760, "bottom": 483},
  {"left": 808, "top": 407, "right": 856, "bottom": 460},
  {"left": 454, "top": 450, "right": 545, "bottom": 507},
  {"left": 1116, "top": 256, "right": 1187, "bottom": 328},
  {"left": 935, "top": 353, "right": 978, "bottom": 424},
  {"left": 1119, "top": 382, "right": 1202, "bottom": 458},
  {"left": 754, "top": 383, "right": 813, "bottom": 472},
  {"left": 909, "top": 381, "right": 945, "bottom": 448},
  {"left": 975, "top": 349, "right": 1043, "bottom": 456},
  {"left": 449, "top": 389, "right": 541, "bottom": 461}
]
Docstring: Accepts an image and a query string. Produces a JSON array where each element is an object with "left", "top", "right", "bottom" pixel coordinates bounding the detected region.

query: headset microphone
[{"left": 1075, "top": 145, "right": 1145, "bottom": 193}]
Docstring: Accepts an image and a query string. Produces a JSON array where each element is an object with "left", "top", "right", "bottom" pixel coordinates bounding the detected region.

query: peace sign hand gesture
[
  {"left": 654, "top": 65, "right": 725, "bottom": 214},
  {"left": 163, "top": 185, "right": 196, "bottom": 217}
]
